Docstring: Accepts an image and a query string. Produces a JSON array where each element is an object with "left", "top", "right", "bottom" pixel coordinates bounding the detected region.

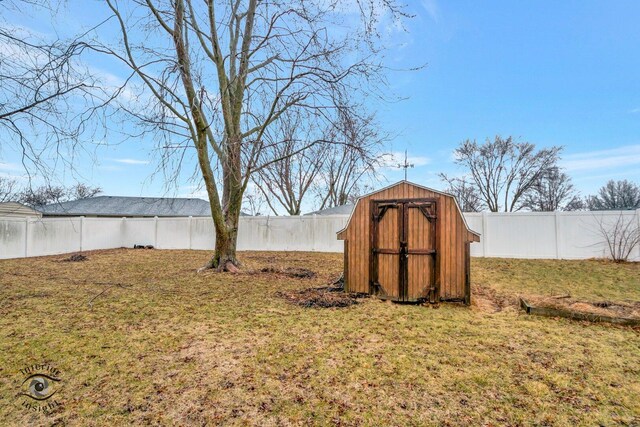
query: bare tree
[
  {"left": 69, "top": 183, "right": 103, "bottom": 200},
  {"left": 242, "top": 187, "right": 266, "bottom": 216},
  {"left": 0, "top": 177, "right": 20, "bottom": 202},
  {"left": 587, "top": 180, "right": 640, "bottom": 211},
  {"left": 440, "top": 175, "right": 483, "bottom": 212},
  {"left": 253, "top": 104, "right": 383, "bottom": 215},
  {"left": 564, "top": 197, "right": 587, "bottom": 212},
  {"left": 97, "top": 0, "right": 405, "bottom": 270},
  {"left": 314, "top": 107, "right": 385, "bottom": 210},
  {"left": 595, "top": 213, "right": 640, "bottom": 262},
  {"left": 441, "top": 136, "right": 561, "bottom": 212},
  {"left": 521, "top": 167, "right": 581, "bottom": 211},
  {"left": 252, "top": 109, "right": 330, "bottom": 215}
]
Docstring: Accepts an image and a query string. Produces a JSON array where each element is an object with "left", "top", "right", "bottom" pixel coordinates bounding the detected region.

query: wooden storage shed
[{"left": 337, "top": 181, "right": 480, "bottom": 304}]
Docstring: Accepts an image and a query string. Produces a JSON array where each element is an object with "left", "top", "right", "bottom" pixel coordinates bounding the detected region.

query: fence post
[
  {"left": 188, "top": 216, "right": 193, "bottom": 250},
  {"left": 312, "top": 214, "right": 317, "bottom": 252},
  {"left": 154, "top": 216, "right": 159, "bottom": 248},
  {"left": 554, "top": 211, "right": 561, "bottom": 259},
  {"left": 24, "top": 217, "right": 29, "bottom": 258},
  {"left": 637, "top": 208, "right": 640, "bottom": 261},
  {"left": 481, "top": 211, "right": 488, "bottom": 257},
  {"left": 80, "top": 216, "right": 85, "bottom": 252}
]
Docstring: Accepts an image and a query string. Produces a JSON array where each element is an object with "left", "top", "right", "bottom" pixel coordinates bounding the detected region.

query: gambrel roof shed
[{"left": 337, "top": 181, "right": 480, "bottom": 304}]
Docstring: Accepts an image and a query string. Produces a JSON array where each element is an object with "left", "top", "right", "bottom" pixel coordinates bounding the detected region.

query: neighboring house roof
[
  {"left": 0, "top": 202, "right": 43, "bottom": 218},
  {"left": 305, "top": 204, "right": 355, "bottom": 216},
  {"left": 39, "top": 196, "right": 221, "bottom": 217}
]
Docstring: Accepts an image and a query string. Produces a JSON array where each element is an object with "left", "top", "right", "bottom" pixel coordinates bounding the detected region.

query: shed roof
[
  {"left": 0, "top": 202, "right": 43, "bottom": 218},
  {"left": 337, "top": 181, "right": 481, "bottom": 239},
  {"left": 39, "top": 196, "right": 218, "bottom": 217}
]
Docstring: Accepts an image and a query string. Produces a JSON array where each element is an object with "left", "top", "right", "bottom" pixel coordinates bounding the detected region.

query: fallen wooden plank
[{"left": 519, "top": 298, "right": 640, "bottom": 327}]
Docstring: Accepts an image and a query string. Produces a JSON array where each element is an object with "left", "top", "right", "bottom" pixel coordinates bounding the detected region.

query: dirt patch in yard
[
  {"left": 256, "top": 266, "right": 317, "bottom": 279},
  {"left": 276, "top": 286, "right": 368, "bottom": 308},
  {"left": 471, "top": 284, "right": 517, "bottom": 313}
]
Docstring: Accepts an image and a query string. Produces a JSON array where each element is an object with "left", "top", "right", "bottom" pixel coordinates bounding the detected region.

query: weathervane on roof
[{"left": 396, "top": 149, "right": 414, "bottom": 181}]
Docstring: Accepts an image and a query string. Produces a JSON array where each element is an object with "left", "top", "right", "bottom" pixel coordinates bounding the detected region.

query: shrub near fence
[{"left": 1, "top": 211, "right": 639, "bottom": 261}]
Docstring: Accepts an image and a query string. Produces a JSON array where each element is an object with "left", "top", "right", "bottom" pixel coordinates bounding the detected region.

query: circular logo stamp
[{"left": 17, "top": 364, "right": 63, "bottom": 413}]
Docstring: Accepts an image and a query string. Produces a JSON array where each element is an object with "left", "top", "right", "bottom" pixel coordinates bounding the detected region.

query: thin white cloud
[
  {"left": 561, "top": 144, "right": 640, "bottom": 172},
  {"left": 421, "top": 0, "right": 440, "bottom": 22},
  {"left": 110, "top": 158, "right": 150, "bottom": 165},
  {"left": 629, "top": 107, "right": 640, "bottom": 114}
]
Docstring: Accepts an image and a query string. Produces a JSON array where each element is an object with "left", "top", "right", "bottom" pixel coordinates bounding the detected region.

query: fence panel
[
  {"left": 82, "top": 217, "right": 126, "bottom": 251},
  {"left": 0, "top": 218, "right": 27, "bottom": 259},
  {"left": 156, "top": 218, "right": 191, "bottom": 249},
  {"left": 26, "top": 218, "right": 81, "bottom": 257}
]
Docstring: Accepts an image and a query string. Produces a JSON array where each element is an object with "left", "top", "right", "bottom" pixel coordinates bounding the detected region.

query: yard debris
[
  {"left": 277, "top": 286, "right": 367, "bottom": 308},
  {"left": 88, "top": 282, "right": 132, "bottom": 309},
  {"left": 330, "top": 272, "right": 345, "bottom": 289},
  {"left": 258, "top": 266, "right": 316, "bottom": 279},
  {"left": 62, "top": 253, "right": 88, "bottom": 262},
  {"left": 134, "top": 244, "right": 155, "bottom": 249},
  {"left": 592, "top": 301, "right": 613, "bottom": 308},
  {"left": 550, "top": 294, "right": 571, "bottom": 299}
]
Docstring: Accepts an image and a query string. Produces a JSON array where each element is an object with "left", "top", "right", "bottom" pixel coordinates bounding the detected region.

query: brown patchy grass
[
  {"left": 473, "top": 257, "right": 640, "bottom": 302},
  {"left": 0, "top": 250, "right": 638, "bottom": 426}
]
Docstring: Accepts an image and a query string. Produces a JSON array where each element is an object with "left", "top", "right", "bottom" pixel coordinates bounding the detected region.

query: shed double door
[{"left": 370, "top": 199, "right": 438, "bottom": 302}]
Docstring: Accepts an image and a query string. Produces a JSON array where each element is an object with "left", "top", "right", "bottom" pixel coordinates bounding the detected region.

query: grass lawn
[
  {"left": 473, "top": 257, "right": 640, "bottom": 302},
  {"left": 0, "top": 250, "right": 638, "bottom": 426}
]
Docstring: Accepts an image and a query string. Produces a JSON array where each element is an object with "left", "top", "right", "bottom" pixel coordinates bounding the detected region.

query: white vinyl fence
[
  {"left": 0, "top": 215, "right": 349, "bottom": 260},
  {"left": 1, "top": 210, "right": 639, "bottom": 261}
]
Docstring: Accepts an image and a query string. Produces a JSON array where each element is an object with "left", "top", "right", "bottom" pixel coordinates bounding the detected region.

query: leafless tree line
[
  {"left": 0, "top": 177, "right": 101, "bottom": 206},
  {"left": 440, "top": 136, "right": 640, "bottom": 213}
]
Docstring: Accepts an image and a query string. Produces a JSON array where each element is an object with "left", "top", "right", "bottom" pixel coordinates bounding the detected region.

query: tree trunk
[
  {"left": 199, "top": 182, "right": 244, "bottom": 272},
  {"left": 201, "top": 225, "right": 240, "bottom": 272},
  {"left": 198, "top": 132, "right": 244, "bottom": 272}
]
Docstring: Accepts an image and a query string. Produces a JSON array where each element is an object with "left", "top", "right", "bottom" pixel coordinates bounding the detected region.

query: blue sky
[{"left": 1, "top": 0, "right": 640, "bottom": 211}]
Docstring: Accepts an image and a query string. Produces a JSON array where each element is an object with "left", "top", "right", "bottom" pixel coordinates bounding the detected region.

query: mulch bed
[{"left": 277, "top": 286, "right": 368, "bottom": 308}]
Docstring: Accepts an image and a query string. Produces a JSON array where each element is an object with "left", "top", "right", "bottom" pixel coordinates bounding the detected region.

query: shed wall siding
[{"left": 342, "top": 182, "right": 471, "bottom": 300}]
